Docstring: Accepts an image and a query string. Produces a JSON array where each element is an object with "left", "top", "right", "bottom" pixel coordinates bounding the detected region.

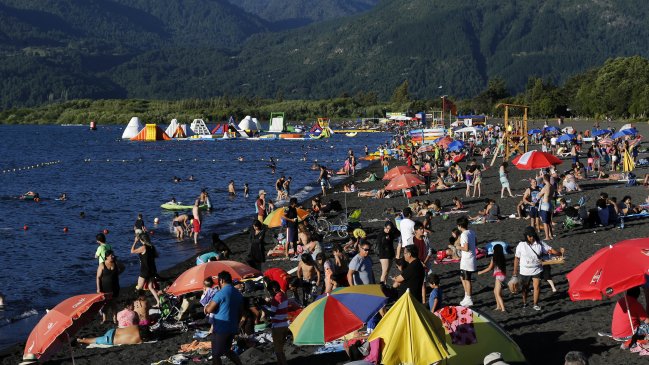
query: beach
[{"left": 3, "top": 119, "right": 649, "bottom": 364}]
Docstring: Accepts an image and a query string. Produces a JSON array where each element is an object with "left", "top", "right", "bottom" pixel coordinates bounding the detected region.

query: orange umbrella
[
  {"left": 383, "top": 165, "right": 415, "bottom": 180},
  {"left": 436, "top": 136, "right": 453, "bottom": 149},
  {"left": 385, "top": 173, "right": 425, "bottom": 191},
  {"left": 263, "top": 207, "right": 310, "bottom": 228},
  {"left": 167, "top": 260, "right": 261, "bottom": 296},
  {"left": 24, "top": 293, "right": 108, "bottom": 363}
]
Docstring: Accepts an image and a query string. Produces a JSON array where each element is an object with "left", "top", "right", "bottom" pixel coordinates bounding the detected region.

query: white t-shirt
[
  {"left": 459, "top": 230, "right": 477, "bottom": 271},
  {"left": 515, "top": 241, "right": 552, "bottom": 276},
  {"left": 400, "top": 218, "right": 416, "bottom": 247},
  {"left": 550, "top": 137, "right": 557, "bottom": 146}
]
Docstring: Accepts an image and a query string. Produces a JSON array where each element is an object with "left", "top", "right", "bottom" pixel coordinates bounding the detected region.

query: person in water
[
  {"left": 192, "top": 199, "right": 202, "bottom": 245},
  {"left": 243, "top": 183, "right": 250, "bottom": 198},
  {"left": 58, "top": 193, "right": 67, "bottom": 201},
  {"left": 228, "top": 180, "right": 236, "bottom": 197}
]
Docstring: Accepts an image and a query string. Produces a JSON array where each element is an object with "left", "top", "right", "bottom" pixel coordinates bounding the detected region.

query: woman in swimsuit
[
  {"left": 131, "top": 233, "right": 160, "bottom": 307},
  {"left": 97, "top": 250, "right": 122, "bottom": 323}
]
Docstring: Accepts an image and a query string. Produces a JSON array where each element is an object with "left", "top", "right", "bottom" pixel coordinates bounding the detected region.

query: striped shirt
[{"left": 269, "top": 291, "right": 289, "bottom": 328}]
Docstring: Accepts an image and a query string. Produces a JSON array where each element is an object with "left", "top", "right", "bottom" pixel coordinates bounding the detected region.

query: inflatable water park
[{"left": 121, "top": 114, "right": 338, "bottom": 141}]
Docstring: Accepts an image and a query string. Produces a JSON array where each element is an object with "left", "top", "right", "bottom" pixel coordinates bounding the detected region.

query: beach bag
[{"left": 508, "top": 276, "right": 520, "bottom": 294}]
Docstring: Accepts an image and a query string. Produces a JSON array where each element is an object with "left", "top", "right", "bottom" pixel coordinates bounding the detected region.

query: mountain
[
  {"left": 227, "top": 0, "right": 379, "bottom": 29},
  {"left": 2, "top": 0, "right": 649, "bottom": 108}
]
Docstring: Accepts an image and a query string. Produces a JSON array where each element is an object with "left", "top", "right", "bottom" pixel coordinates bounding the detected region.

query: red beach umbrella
[
  {"left": 511, "top": 150, "right": 563, "bottom": 170},
  {"left": 383, "top": 166, "right": 415, "bottom": 180},
  {"left": 385, "top": 173, "right": 425, "bottom": 191},
  {"left": 24, "top": 293, "right": 108, "bottom": 363},
  {"left": 167, "top": 260, "right": 261, "bottom": 296},
  {"left": 566, "top": 238, "right": 649, "bottom": 301}
]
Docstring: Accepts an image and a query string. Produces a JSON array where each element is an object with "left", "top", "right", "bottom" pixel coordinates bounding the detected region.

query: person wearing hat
[
  {"left": 483, "top": 352, "right": 509, "bottom": 365},
  {"left": 256, "top": 190, "right": 267, "bottom": 223}
]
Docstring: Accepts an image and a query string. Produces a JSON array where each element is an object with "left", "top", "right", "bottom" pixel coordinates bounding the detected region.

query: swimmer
[
  {"left": 173, "top": 176, "right": 182, "bottom": 183},
  {"left": 243, "top": 183, "right": 249, "bottom": 198},
  {"left": 58, "top": 193, "right": 67, "bottom": 201},
  {"left": 187, "top": 175, "right": 195, "bottom": 181},
  {"left": 228, "top": 180, "right": 236, "bottom": 196},
  {"left": 0, "top": 293, "right": 5, "bottom": 309},
  {"left": 80, "top": 212, "right": 86, "bottom": 219},
  {"left": 167, "top": 197, "right": 179, "bottom": 205},
  {"left": 237, "top": 156, "right": 244, "bottom": 162},
  {"left": 172, "top": 212, "right": 190, "bottom": 240}
]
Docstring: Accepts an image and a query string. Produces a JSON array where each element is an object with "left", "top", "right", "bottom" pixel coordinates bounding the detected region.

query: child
[
  {"left": 427, "top": 274, "right": 443, "bottom": 313},
  {"left": 478, "top": 244, "right": 507, "bottom": 312},
  {"left": 472, "top": 167, "right": 482, "bottom": 198}
]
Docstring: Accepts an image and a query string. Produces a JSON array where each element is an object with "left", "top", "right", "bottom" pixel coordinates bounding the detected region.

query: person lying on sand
[
  {"left": 77, "top": 324, "right": 144, "bottom": 346},
  {"left": 562, "top": 173, "right": 582, "bottom": 193},
  {"left": 451, "top": 197, "right": 464, "bottom": 210},
  {"left": 469, "top": 199, "right": 500, "bottom": 223},
  {"left": 357, "top": 188, "right": 386, "bottom": 198}
]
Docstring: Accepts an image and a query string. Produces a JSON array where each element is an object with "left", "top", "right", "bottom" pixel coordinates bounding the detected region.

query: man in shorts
[
  {"left": 77, "top": 324, "right": 143, "bottom": 346},
  {"left": 457, "top": 216, "right": 476, "bottom": 307},
  {"left": 204, "top": 271, "right": 243, "bottom": 365}
]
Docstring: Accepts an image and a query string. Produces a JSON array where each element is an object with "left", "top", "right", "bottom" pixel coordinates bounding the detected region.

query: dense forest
[
  {"left": 3, "top": 55, "right": 649, "bottom": 124},
  {"left": 2, "top": 0, "right": 649, "bottom": 109}
]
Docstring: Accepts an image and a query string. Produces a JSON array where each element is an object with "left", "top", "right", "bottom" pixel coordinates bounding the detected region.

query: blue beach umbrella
[
  {"left": 544, "top": 126, "right": 559, "bottom": 133},
  {"left": 612, "top": 129, "right": 636, "bottom": 139},
  {"left": 557, "top": 134, "right": 575, "bottom": 143},
  {"left": 528, "top": 129, "right": 542, "bottom": 135},
  {"left": 591, "top": 129, "right": 610, "bottom": 137},
  {"left": 447, "top": 140, "right": 465, "bottom": 152}
]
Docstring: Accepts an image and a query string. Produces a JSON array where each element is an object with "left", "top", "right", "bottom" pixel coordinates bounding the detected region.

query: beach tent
[
  {"left": 435, "top": 306, "right": 527, "bottom": 365},
  {"left": 190, "top": 119, "right": 211, "bottom": 136},
  {"left": 130, "top": 124, "right": 171, "bottom": 141},
  {"left": 368, "top": 290, "right": 449, "bottom": 365},
  {"left": 121, "top": 117, "right": 143, "bottom": 139}
]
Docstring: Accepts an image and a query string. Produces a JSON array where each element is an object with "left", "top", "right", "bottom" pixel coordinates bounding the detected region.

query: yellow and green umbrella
[
  {"left": 368, "top": 290, "right": 450, "bottom": 365},
  {"left": 263, "top": 207, "right": 310, "bottom": 228},
  {"left": 289, "top": 285, "right": 387, "bottom": 345}
]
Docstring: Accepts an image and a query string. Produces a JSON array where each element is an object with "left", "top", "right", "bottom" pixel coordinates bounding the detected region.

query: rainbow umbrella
[
  {"left": 263, "top": 207, "right": 310, "bottom": 228},
  {"left": 289, "top": 285, "right": 387, "bottom": 345}
]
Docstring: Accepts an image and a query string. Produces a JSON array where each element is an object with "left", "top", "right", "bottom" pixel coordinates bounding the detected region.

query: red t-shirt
[
  {"left": 412, "top": 236, "right": 428, "bottom": 263},
  {"left": 611, "top": 295, "right": 648, "bottom": 338},
  {"left": 264, "top": 268, "right": 289, "bottom": 292}
]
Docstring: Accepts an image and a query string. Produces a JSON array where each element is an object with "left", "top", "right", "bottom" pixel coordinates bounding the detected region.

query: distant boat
[{"left": 345, "top": 132, "right": 358, "bottom": 137}]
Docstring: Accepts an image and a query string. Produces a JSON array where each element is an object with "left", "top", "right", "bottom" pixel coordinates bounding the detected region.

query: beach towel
[
  {"left": 314, "top": 340, "right": 345, "bottom": 354},
  {"left": 179, "top": 340, "right": 211, "bottom": 353},
  {"left": 86, "top": 340, "right": 157, "bottom": 349},
  {"left": 434, "top": 248, "right": 487, "bottom": 264},
  {"left": 435, "top": 306, "right": 477, "bottom": 345}
]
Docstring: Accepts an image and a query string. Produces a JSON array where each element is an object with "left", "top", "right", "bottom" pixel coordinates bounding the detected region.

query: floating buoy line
[{"left": 2, "top": 161, "right": 61, "bottom": 174}]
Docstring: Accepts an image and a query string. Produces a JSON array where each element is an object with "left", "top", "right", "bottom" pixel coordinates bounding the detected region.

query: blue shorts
[
  {"left": 528, "top": 206, "right": 539, "bottom": 218},
  {"left": 286, "top": 227, "right": 298, "bottom": 243},
  {"left": 95, "top": 328, "right": 116, "bottom": 345},
  {"left": 540, "top": 209, "right": 552, "bottom": 224}
]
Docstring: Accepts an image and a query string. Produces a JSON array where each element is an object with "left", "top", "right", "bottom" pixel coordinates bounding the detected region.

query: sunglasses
[{"left": 361, "top": 248, "right": 370, "bottom": 252}]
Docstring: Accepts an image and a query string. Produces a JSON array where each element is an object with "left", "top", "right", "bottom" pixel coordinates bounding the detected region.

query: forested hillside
[
  {"left": 1, "top": 0, "right": 649, "bottom": 109},
  {"left": 227, "top": 0, "right": 378, "bottom": 29}
]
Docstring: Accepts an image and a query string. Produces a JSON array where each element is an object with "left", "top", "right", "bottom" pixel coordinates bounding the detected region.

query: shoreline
[
  {"left": 4, "top": 119, "right": 649, "bottom": 365},
  {"left": 0, "top": 157, "right": 379, "bottom": 361}
]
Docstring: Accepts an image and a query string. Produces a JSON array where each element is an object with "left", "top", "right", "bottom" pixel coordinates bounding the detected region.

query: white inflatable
[{"left": 122, "top": 117, "right": 143, "bottom": 139}]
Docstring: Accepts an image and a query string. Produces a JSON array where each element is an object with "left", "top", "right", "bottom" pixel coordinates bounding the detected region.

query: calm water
[{"left": 0, "top": 124, "right": 386, "bottom": 349}]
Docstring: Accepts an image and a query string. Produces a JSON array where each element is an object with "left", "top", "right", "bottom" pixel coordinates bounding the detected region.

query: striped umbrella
[{"left": 289, "top": 285, "right": 387, "bottom": 345}]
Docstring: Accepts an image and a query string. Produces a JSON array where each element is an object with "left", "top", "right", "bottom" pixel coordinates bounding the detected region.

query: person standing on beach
[
  {"left": 396, "top": 207, "right": 415, "bottom": 259},
  {"left": 95, "top": 233, "right": 112, "bottom": 264},
  {"left": 96, "top": 250, "right": 122, "bottom": 323},
  {"left": 265, "top": 280, "right": 290, "bottom": 365},
  {"left": 536, "top": 174, "right": 555, "bottom": 240},
  {"left": 283, "top": 198, "right": 299, "bottom": 259},
  {"left": 131, "top": 233, "right": 160, "bottom": 308},
  {"left": 256, "top": 190, "right": 267, "bottom": 223},
  {"left": 457, "top": 216, "right": 476, "bottom": 307},
  {"left": 377, "top": 221, "right": 399, "bottom": 284},
  {"left": 204, "top": 271, "right": 244, "bottom": 365},
  {"left": 499, "top": 162, "right": 515, "bottom": 198},
  {"left": 513, "top": 226, "right": 562, "bottom": 311},
  {"left": 192, "top": 199, "right": 202, "bottom": 245},
  {"left": 347, "top": 242, "right": 375, "bottom": 286},
  {"left": 318, "top": 165, "right": 330, "bottom": 196},
  {"left": 247, "top": 220, "right": 266, "bottom": 271}
]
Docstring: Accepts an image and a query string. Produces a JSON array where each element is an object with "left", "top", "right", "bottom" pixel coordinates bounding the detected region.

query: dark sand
[{"left": 3, "top": 119, "right": 649, "bottom": 365}]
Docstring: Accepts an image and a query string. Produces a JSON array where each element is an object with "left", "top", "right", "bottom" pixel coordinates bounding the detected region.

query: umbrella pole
[{"left": 625, "top": 295, "right": 636, "bottom": 336}]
